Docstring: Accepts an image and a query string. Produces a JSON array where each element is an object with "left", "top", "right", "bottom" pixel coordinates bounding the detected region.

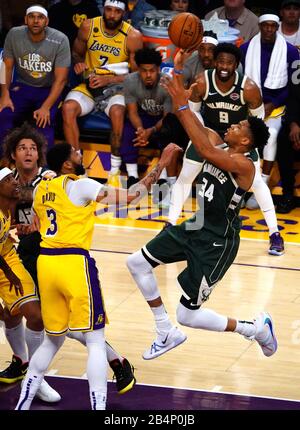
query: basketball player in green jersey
[
  {"left": 127, "top": 66, "right": 278, "bottom": 361},
  {"left": 167, "top": 43, "right": 284, "bottom": 257}
]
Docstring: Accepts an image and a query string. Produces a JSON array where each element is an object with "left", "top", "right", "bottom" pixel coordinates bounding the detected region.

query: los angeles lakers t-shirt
[{"left": 3, "top": 25, "right": 71, "bottom": 87}]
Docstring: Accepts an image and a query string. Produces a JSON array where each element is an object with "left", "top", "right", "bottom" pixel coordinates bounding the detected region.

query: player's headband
[
  {"left": 202, "top": 36, "right": 219, "bottom": 46},
  {"left": 258, "top": 14, "right": 280, "bottom": 24},
  {"left": 26, "top": 6, "right": 48, "bottom": 17},
  {"left": 0, "top": 167, "right": 13, "bottom": 182},
  {"left": 104, "top": 0, "right": 126, "bottom": 11}
]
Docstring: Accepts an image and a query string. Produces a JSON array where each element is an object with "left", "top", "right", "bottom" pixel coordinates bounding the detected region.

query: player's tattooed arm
[{"left": 96, "top": 143, "right": 182, "bottom": 205}]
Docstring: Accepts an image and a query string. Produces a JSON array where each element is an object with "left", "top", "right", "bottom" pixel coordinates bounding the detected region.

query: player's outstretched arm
[{"left": 96, "top": 143, "right": 182, "bottom": 205}]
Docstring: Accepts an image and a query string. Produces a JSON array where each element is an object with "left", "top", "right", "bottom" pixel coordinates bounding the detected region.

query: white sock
[
  {"left": 15, "top": 374, "right": 43, "bottom": 410},
  {"left": 110, "top": 155, "right": 121, "bottom": 174},
  {"left": 176, "top": 303, "right": 228, "bottom": 331},
  {"left": 84, "top": 330, "right": 107, "bottom": 410},
  {"left": 105, "top": 341, "right": 123, "bottom": 363},
  {"left": 66, "top": 332, "right": 122, "bottom": 365},
  {"left": 15, "top": 334, "right": 65, "bottom": 410},
  {"left": 126, "top": 163, "right": 138, "bottom": 178},
  {"left": 168, "top": 159, "right": 202, "bottom": 225},
  {"left": 5, "top": 322, "right": 28, "bottom": 363},
  {"left": 152, "top": 304, "right": 173, "bottom": 335},
  {"left": 25, "top": 327, "right": 44, "bottom": 360},
  {"left": 234, "top": 320, "right": 256, "bottom": 337}
]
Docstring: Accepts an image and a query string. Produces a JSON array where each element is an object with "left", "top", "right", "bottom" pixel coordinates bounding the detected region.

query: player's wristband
[
  {"left": 177, "top": 104, "right": 189, "bottom": 112},
  {"left": 174, "top": 68, "right": 184, "bottom": 75}
]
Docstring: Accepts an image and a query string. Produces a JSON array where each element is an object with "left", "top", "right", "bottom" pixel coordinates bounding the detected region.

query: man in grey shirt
[
  {"left": 119, "top": 47, "right": 172, "bottom": 187},
  {"left": 0, "top": 4, "right": 70, "bottom": 151},
  {"left": 205, "top": 0, "right": 259, "bottom": 42}
]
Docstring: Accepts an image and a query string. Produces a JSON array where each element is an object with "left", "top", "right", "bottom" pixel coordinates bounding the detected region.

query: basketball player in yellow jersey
[
  {"left": 62, "top": 0, "right": 143, "bottom": 185},
  {"left": 0, "top": 167, "right": 61, "bottom": 403},
  {"left": 15, "top": 141, "right": 182, "bottom": 410}
]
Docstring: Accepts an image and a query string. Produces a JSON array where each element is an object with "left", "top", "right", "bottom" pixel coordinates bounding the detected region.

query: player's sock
[{"left": 5, "top": 322, "right": 28, "bottom": 363}]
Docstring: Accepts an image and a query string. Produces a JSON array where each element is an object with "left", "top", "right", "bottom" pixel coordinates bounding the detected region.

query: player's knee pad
[
  {"left": 126, "top": 250, "right": 153, "bottom": 275},
  {"left": 176, "top": 302, "right": 194, "bottom": 327}
]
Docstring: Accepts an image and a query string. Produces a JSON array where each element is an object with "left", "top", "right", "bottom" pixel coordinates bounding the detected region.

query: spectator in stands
[
  {"left": 169, "top": 0, "right": 190, "bottom": 12},
  {"left": 62, "top": 0, "right": 143, "bottom": 187},
  {"left": 124, "top": 0, "right": 156, "bottom": 31},
  {"left": 205, "top": 0, "right": 259, "bottom": 42},
  {"left": 240, "top": 12, "right": 299, "bottom": 209},
  {"left": 276, "top": 81, "right": 300, "bottom": 213},
  {"left": 120, "top": 47, "right": 173, "bottom": 187},
  {"left": 49, "top": 0, "right": 100, "bottom": 48},
  {"left": 278, "top": 0, "right": 300, "bottom": 51},
  {"left": 0, "top": 5, "right": 70, "bottom": 154}
]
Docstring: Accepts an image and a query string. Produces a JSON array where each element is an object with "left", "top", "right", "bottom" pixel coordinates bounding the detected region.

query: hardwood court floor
[{"left": 0, "top": 199, "right": 300, "bottom": 405}]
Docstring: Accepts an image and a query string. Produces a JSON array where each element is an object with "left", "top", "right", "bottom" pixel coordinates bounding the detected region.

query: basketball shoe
[
  {"left": 252, "top": 312, "right": 278, "bottom": 357},
  {"left": 0, "top": 355, "right": 28, "bottom": 384},
  {"left": 143, "top": 326, "right": 187, "bottom": 360},
  {"left": 269, "top": 232, "right": 284, "bottom": 256},
  {"left": 110, "top": 358, "right": 136, "bottom": 394},
  {"left": 21, "top": 378, "right": 61, "bottom": 402}
]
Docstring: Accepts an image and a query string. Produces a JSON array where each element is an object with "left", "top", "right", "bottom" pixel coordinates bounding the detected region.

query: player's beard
[
  {"left": 75, "top": 163, "right": 86, "bottom": 176},
  {"left": 103, "top": 15, "right": 123, "bottom": 30}
]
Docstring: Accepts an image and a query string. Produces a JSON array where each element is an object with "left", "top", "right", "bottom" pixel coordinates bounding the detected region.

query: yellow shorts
[
  {"left": 37, "top": 248, "right": 106, "bottom": 335},
  {"left": 0, "top": 247, "right": 38, "bottom": 315}
]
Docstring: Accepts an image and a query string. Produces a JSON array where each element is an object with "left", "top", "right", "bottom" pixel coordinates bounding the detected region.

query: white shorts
[{"left": 64, "top": 90, "right": 125, "bottom": 117}]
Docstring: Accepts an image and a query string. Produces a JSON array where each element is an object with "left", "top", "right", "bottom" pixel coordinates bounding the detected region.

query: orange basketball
[{"left": 168, "top": 12, "right": 203, "bottom": 50}]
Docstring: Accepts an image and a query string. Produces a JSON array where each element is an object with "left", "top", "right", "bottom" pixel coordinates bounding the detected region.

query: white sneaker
[
  {"left": 246, "top": 193, "right": 259, "bottom": 210},
  {"left": 36, "top": 379, "right": 61, "bottom": 403},
  {"left": 253, "top": 312, "right": 278, "bottom": 357},
  {"left": 143, "top": 326, "right": 187, "bottom": 360}
]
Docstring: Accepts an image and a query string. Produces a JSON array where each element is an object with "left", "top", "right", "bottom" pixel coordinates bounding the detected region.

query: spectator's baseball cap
[
  {"left": 281, "top": 0, "right": 300, "bottom": 8},
  {"left": 26, "top": 5, "right": 48, "bottom": 18},
  {"left": 0, "top": 167, "right": 13, "bottom": 182}
]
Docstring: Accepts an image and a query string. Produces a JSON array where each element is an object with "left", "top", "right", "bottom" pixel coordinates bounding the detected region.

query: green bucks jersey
[
  {"left": 202, "top": 69, "right": 248, "bottom": 139},
  {"left": 183, "top": 148, "right": 256, "bottom": 238}
]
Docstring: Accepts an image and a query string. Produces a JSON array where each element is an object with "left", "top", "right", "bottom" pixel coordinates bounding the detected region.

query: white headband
[
  {"left": 202, "top": 36, "right": 219, "bottom": 46},
  {"left": 259, "top": 14, "right": 280, "bottom": 24},
  {"left": 0, "top": 167, "right": 13, "bottom": 182},
  {"left": 26, "top": 6, "right": 48, "bottom": 17},
  {"left": 104, "top": 0, "right": 126, "bottom": 11}
]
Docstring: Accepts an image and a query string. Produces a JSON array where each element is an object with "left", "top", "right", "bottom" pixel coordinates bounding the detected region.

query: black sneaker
[
  {"left": 0, "top": 355, "right": 28, "bottom": 384},
  {"left": 127, "top": 176, "right": 139, "bottom": 189},
  {"left": 110, "top": 358, "right": 136, "bottom": 394},
  {"left": 276, "top": 195, "right": 297, "bottom": 214}
]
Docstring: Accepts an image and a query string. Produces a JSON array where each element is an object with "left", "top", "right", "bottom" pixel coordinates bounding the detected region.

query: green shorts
[{"left": 143, "top": 223, "right": 240, "bottom": 306}]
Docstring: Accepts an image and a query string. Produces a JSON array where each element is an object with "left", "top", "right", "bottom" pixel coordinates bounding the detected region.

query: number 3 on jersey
[
  {"left": 198, "top": 178, "right": 214, "bottom": 202},
  {"left": 46, "top": 209, "right": 58, "bottom": 236}
]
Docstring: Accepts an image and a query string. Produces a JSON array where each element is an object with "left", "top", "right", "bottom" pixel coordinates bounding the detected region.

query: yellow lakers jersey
[
  {"left": 0, "top": 210, "right": 13, "bottom": 256},
  {"left": 33, "top": 175, "right": 97, "bottom": 250},
  {"left": 85, "top": 16, "right": 133, "bottom": 72}
]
